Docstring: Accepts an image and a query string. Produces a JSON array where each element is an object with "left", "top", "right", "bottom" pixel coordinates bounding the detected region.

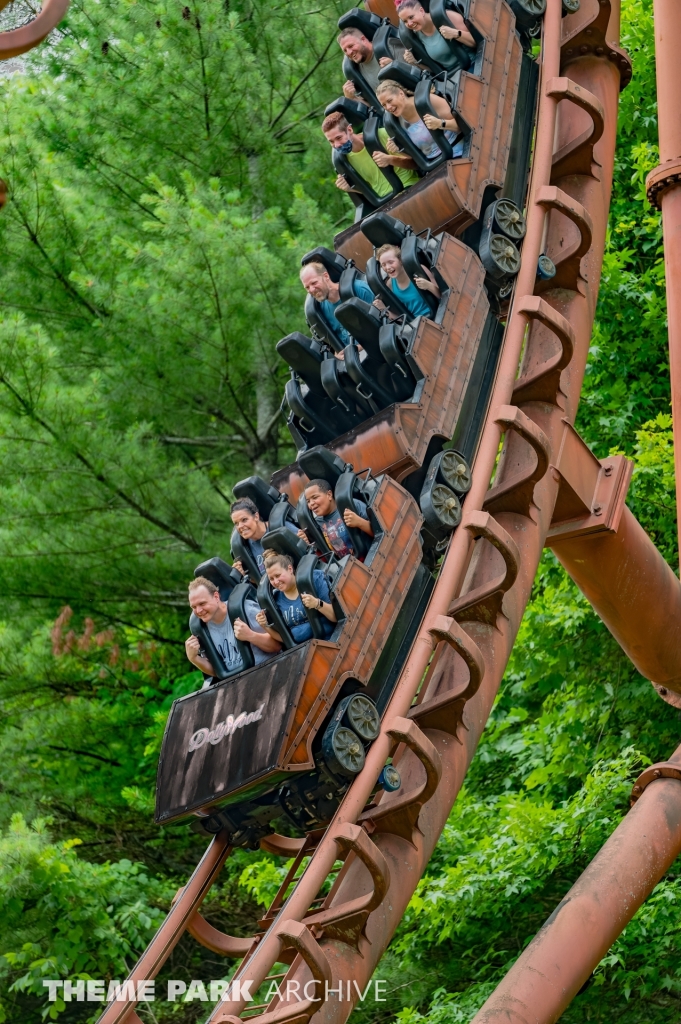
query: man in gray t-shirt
[
  {"left": 186, "top": 576, "right": 280, "bottom": 684},
  {"left": 338, "top": 28, "right": 405, "bottom": 104}
]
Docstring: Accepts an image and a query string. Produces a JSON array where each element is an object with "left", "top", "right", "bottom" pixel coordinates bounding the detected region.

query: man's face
[
  {"left": 340, "top": 33, "right": 373, "bottom": 64},
  {"left": 189, "top": 585, "right": 221, "bottom": 623},
  {"left": 378, "top": 248, "right": 402, "bottom": 279},
  {"left": 232, "top": 508, "right": 261, "bottom": 539},
  {"left": 300, "top": 266, "right": 332, "bottom": 302},
  {"left": 305, "top": 485, "right": 335, "bottom": 517},
  {"left": 266, "top": 562, "right": 296, "bottom": 592},
  {"left": 399, "top": 4, "right": 426, "bottom": 31},
  {"left": 324, "top": 123, "right": 354, "bottom": 152}
]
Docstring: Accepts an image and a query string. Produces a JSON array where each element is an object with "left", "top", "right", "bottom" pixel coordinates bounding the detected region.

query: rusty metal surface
[
  {"left": 550, "top": 505, "right": 681, "bottom": 693},
  {"left": 0, "top": 0, "right": 69, "bottom": 60},
  {"left": 470, "top": 744, "right": 681, "bottom": 1024},
  {"left": 203, "top": 3, "right": 626, "bottom": 1023},
  {"left": 647, "top": 0, "right": 681, "bottom": 554}
]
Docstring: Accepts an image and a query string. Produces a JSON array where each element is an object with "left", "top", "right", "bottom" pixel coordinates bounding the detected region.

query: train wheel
[
  {"left": 480, "top": 233, "right": 522, "bottom": 280},
  {"left": 421, "top": 482, "right": 462, "bottom": 534},
  {"left": 562, "top": 0, "right": 579, "bottom": 13},
  {"left": 492, "top": 199, "right": 527, "bottom": 242},
  {"left": 439, "top": 450, "right": 472, "bottom": 496},
  {"left": 344, "top": 693, "right": 380, "bottom": 741},
  {"left": 509, "top": 0, "right": 546, "bottom": 31},
  {"left": 322, "top": 721, "right": 366, "bottom": 776},
  {"left": 379, "top": 764, "right": 402, "bottom": 792},
  {"left": 537, "top": 254, "right": 557, "bottom": 281}
]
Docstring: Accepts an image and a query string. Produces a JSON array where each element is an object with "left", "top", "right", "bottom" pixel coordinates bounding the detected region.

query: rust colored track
[
  {"left": 93, "top": 4, "right": 681, "bottom": 1024},
  {"left": 0, "top": 0, "right": 69, "bottom": 60}
]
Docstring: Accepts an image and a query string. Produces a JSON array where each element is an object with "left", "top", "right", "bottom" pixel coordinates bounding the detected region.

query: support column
[
  {"left": 470, "top": 747, "right": 681, "bottom": 1024},
  {"left": 647, "top": 0, "right": 681, "bottom": 554}
]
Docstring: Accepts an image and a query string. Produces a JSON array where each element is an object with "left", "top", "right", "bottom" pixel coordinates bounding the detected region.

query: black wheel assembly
[
  {"left": 322, "top": 722, "right": 366, "bottom": 776},
  {"left": 344, "top": 693, "right": 380, "bottom": 741}
]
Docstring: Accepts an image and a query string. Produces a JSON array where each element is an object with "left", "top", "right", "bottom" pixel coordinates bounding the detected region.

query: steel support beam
[
  {"left": 470, "top": 745, "right": 681, "bottom": 1024},
  {"left": 647, "top": 0, "right": 681, "bottom": 554}
]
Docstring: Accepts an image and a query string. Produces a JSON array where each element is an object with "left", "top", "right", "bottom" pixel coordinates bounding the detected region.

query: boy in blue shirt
[
  {"left": 375, "top": 243, "right": 440, "bottom": 319},
  {"left": 256, "top": 553, "right": 337, "bottom": 644}
]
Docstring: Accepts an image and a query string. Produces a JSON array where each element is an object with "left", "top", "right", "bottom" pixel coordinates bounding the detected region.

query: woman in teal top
[
  {"left": 376, "top": 243, "right": 441, "bottom": 319},
  {"left": 398, "top": 0, "right": 475, "bottom": 74}
]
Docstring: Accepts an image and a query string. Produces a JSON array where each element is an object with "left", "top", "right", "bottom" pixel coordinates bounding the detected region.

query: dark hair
[
  {"left": 304, "top": 478, "right": 334, "bottom": 495},
  {"left": 231, "top": 497, "right": 259, "bottom": 517}
]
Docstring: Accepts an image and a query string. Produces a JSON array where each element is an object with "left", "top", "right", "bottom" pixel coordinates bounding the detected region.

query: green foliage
[{"left": 0, "top": 0, "right": 679, "bottom": 1021}]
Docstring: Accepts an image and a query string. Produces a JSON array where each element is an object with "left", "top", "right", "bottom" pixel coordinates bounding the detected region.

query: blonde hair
[
  {"left": 376, "top": 79, "right": 414, "bottom": 100},
  {"left": 376, "top": 243, "right": 402, "bottom": 262}
]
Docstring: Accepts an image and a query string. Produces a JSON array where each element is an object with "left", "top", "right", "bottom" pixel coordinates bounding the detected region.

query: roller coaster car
[
  {"left": 155, "top": 464, "right": 430, "bottom": 847},
  {"left": 334, "top": 0, "right": 534, "bottom": 265},
  {"left": 275, "top": 221, "right": 502, "bottom": 507}
]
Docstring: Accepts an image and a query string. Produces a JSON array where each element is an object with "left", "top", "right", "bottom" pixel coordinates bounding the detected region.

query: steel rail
[{"left": 207, "top": 2, "right": 623, "bottom": 1021}]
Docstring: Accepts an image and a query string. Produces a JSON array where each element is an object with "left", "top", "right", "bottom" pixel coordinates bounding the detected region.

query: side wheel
[
  {"left": 479, "top": 233, "right": 521, "bottom": 280},
  {"left": 537, "top": 254, "right": 556, "bottom": 281},
  {"left": 421, "top": 483, "right": 462, "bottom": 534},
  {"left": 508, "top": 0, "right": 546, "bottom": 30},
  {"left": 562, "top": 0, "right": 579, "bottom": 13},
  {"left": 344, "top": 693, "right": 380, "bottom": 741},
  {"left": 322, "top": 721, "right": 366, "bottom": 777},
  {"left": 489, "top": 199, "right": 527, "bottom": 242},
  {"left": 439, "top": 450, "right": 472, "bottom": 496},
  {"left": 379, "top": 764, "right": 401, "bottom": 792}
]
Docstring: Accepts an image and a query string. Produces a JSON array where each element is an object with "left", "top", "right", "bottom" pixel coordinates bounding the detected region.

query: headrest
[
  {"left": 337, "top": 7, "right": 383, "bottom": 40},
  {"left": 261, "top": 527, "right": 309, "bottom": 565},
  {"left": 301, "top": 246, "right": 348, "bottom": 283},
  {"left": 193, "top": 557, "right": 242, "bottom": 600},
  {"left": 232, "top": 475, "right": 282, "bottom": 520},
  {"left": 377, "top": 60, "right": 425, "bottom": 92},
  {"left": 298, "top": 445, "right": 351, "bottom": 489},
  {"left": 361, "top": 211, "right": 412, "bottom": 249},
  {"left": 323, "top": 96, "right": 373, "bottom": 127},
  {"left": 334, "top": 298, "right": 385, "bottom": 347}
]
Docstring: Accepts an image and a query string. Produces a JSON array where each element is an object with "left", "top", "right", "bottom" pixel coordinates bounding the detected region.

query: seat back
[
  {"left": 277, "top": 333, "right": 327, "bottom": 397},
  {"left": 256, "top": 574, "right": 296, "bottom": 650},
  {"left": 298, "top": 445, "right": 352, "bottom": 491},
  {"left": 189, "top": 611, "right": 229, "bottom": 681},
  {"left": 301, "top": 246, "right": 348, "bottom": 282},
  {"left": 230, "top": 529, "right": 261, "bottom": 584},
  {"left": 320, "top": 355, "right": 376, "bottom": 418},
  {"left": 337, "top": 6, "right": 383, "bottom": 39},
  {"left": 365, "top": 256, "right": 412, "bottom": 319},
  {"left": 226, "top": 581, "right": 257, "bottom": 671},
  {"left": 296, "top": 552, "right": 333, "bottom": 640},
  {"left": 335, "top": 297, "right": 385, "bottom": 360},
  {"left": 343, "top": 342, "right": 397, "bottom": 410},
  {"left": 194, "top": 556, "right": 243, "bottom": 601},
  {"left": 338, "top": 264, "right": 372, "bottom": 304},
  {"left": 362, "top": 210, "right": 412, "bottom": 249},
  {"left": 296, "top": 492, "right": 329, "bottom": 554},
  {"left": 362, "top": 115, "right": 408, "bottom": 197},
  {"left": 262, "top": 526, "right": 309, "bottom": 564},
  {"left": 233, "top": 475, "right": 281, "bottom": 521},
  {"left": 331, "top": 144, "right": 396, "bottom": 211},
  {"left": 305, "top": 293, "right": 346, "bottom": 353},
  {"left": 335, "top": 468, "right": 374, "bottom": 559},
  {"left": 324, "top": 96, "right": 374, "bottom": 128},
  {"left": 269, "top": 498, "right": 298, "bottom": 533},
  {"left": 341, "top": 54, "right": 382, "bottom": 112}
]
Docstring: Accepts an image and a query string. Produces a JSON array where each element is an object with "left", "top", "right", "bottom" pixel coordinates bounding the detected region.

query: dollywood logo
[{"left": 188, "top": 702, "right": 265, "bottom": 752}]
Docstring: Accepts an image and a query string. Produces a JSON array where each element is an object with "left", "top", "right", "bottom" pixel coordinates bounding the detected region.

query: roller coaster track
[{"left": 89, "top": 3, "right": 640, "bottom": 1023}]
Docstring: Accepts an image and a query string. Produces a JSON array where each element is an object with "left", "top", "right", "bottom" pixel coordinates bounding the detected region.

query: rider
[
  {"left": 298, "top": 478, "right": 373, "bottom": 559},
  {"left": 322, "top": 111, "right": 419, "bottom": 205},
  {"left": 256, "top": 552, "right": 337, "bottom": 644},
  {"left": 397, "top": 0, "right": 475, "bottom": 73},
  {"left": 338, "top": 26, "right": 404, "bottom": 104},
  {"left": 376, "top": 242, "right": 441, "bottom": 318},
  {"left": 231, "top": 498, "right": 298, "bottom": 579},
  {"left": 300, "top": 258, "right": 376, "bottom": 355},
  {"left": 185, "top": 576, "right": 280, "bottom": 681}
]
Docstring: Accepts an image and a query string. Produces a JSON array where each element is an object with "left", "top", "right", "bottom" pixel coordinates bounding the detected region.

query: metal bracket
[
  {"left": 448, "top": 510, "right": 520, "bottom": 625},
  {"left": 547, "top": 76, "right": 605, "bottom": 180},
  {"left": 536, "top": 185, "right": 593, "bottom": 292},
  {"left": 407, "top": 617, "right": 486, "bottom": 737},
  {"left": 512, "top": 296, "right": 575, "bottom": 406},
  {"left": 560, "top": 0, "right": 632, "bottom": 91},
  {"left": 359, "top": 717, "right": 442, "bottom": 843},
  {"left": 630, "top": 761, "right": 681, "bottom": 806},
  {"left": 303, "top": 823, "right": 390, "bottom": 948},
  {"left": 545, "top": 421, "right": 633, "bottom": 543},
  {"left": 484, "top": 405, "right": 552, "bottom": 518}
]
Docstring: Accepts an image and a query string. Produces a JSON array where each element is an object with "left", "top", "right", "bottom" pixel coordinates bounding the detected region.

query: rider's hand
[
  {"left": 403, "top": 49, "right": 417, "bottom": 65},
  {"left": 378, "top": 56, "right": 392, "bottom": 67},
  {"left": 232, "top": 559, "right": 245, "bottom": 576},
  {"left": 255, "top": 610, "right": 269, "bottom": 628},
  {"left": 372, "top": 150, "right": 391, "bottom": 168},
  {"left": 343, "top": 509, "right": 363, "bottom": 529},
  {"left": 233, "top": 617, "right": 250, "bottom": 641},
  {"left": 335, "top": 174, "right": 354, "bottom": 193},
  {"left": 342, "top": 80, "right": 357, "bottom": 98},
  {"left": 439, "top": 25, "right": 461, "bottom": 39},
  {"left": 301, "top": 593, "right": 321, "bottom": 609},
  {"left": 185, "top": 635, "right": 201, "bottom": 662}
]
